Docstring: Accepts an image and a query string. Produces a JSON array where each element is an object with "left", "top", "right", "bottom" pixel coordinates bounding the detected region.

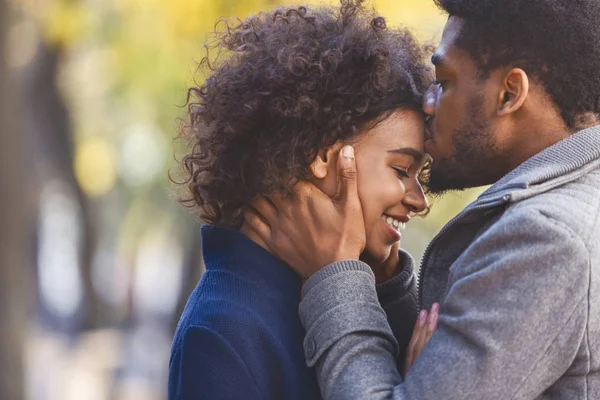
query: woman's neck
[{"left": 360, "top": 247, "right": 400, "bottom": 284}]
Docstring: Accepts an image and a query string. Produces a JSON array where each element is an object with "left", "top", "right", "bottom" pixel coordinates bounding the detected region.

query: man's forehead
[
  {"left": 434, "top": 17, "right": 469, "bottom": 68},
  {"left": 441, "top": 16, "right": 464, "bottom": 44},
  {"left": 436, "top": 16, "right": 464, "bottom": 59}
]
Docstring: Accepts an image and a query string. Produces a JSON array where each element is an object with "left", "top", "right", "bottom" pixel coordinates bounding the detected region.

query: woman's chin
[{"left": 360, "top": 244, "right": 393, "bottom": 265}]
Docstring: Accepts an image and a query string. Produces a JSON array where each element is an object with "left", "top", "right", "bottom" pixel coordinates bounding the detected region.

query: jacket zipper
[{"left": 416, "top": 195, "right": 510, "bottom": 309}]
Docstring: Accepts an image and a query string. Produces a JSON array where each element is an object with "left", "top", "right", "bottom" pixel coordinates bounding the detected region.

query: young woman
[{"left": 169, "top": 1, "right": 436, "bottom": 399}]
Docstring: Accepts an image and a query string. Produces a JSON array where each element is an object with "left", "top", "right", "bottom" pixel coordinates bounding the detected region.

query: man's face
[{"left": 423, "top": 17, "right": 511, "bottom": 194}]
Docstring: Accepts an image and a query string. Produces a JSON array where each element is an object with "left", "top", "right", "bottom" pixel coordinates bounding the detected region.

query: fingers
[
  {"left": 288, "top": 180, "right": 323, "bottom": 203},
  {"left": 425, "top": 302, "right": 439, "bottom": 342},
  {"left": 413, "top": 309, "right": 430, "bottom": 365},
  {"left": 251, "top": 195, "right": 278, "bottom": 222},
  {"left": 334, "top": 146, "right": 359, "bottom": 206},
  {"left": 404, "top": 308, "right": 428, "bottom": 377},
  {"left": 268, "top": 181, "right": 320, "bottom": 214},
  {"left": 415, "top": 303, "right": 439, "bottom": 357},
  {"left": 243, "top": 206, "right": 272, "bottom": 242},
  {"left": 404, "top": 303, "right": 440, "bottom": 376}
]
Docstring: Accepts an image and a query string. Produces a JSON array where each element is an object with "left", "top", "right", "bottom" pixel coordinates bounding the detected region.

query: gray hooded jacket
[{"left": 299, "top": 125, "right": 600, "bottom": 399}]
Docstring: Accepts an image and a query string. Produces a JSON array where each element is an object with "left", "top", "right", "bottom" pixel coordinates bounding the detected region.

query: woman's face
[{"left": 312, "top": 109, "right": 429, "bottom": 263}]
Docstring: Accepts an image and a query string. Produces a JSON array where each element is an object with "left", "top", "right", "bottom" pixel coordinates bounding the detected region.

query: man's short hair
[{"left": 435, "top": 0, "right": 600, "bottom": 129}]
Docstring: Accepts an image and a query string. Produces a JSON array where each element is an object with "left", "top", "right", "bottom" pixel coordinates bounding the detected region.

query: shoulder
[
  {"left": 172, "top": 324, "right": 240, "bottom": 359},
  {"left": 173, "top": 293, "right": 270, "bottom": 354},
  {"left": 446, "top": 203, "right": 591, "bottom": 325},
  {"left": 510, "top": 172, "right": 600, "bottom": 250},
  {"left": 169, "top": 300, "right": 292, "bottom": 400},
  {"left": 171, "top": 268, "right": 272, "bottom": 357},
  {"left": 453, "top": 200, "right": 590, "bottom": 285},
  {"left": 168, "top": 325, "right": 262, "bottom": 400},
  {"left": 177, "top": 267, "right": 256, "bottom": 327}
]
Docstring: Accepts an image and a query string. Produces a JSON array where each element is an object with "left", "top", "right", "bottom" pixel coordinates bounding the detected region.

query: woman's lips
[
  {"left": 383, "top": 220, "right": 402, "bottom": 242},
  {"left": 381, "top": 214, "right": 404, "bottom": 242}
]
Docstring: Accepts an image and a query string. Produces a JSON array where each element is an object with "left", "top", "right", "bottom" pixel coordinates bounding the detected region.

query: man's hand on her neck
[{"left": 244, "top": 146, "right": 366, "bottom": 281}]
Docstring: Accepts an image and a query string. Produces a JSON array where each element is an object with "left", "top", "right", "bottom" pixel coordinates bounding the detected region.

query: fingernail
[
  {"left": 342, "top": 146, "right": 354, "bottom": 158},
  {"left": 429, "top": 310, "right": 437, "bottom": 325},
  {"left": 431, "top": 302, "right": 439, "bottom": 313},
  {"left": 418, "top": 310, "right": 427, "bottom": 323}
]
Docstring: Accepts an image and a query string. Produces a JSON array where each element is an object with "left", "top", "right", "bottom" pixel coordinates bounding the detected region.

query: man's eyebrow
[
  {"left": 431, "top": 53, "right": 445, "bottom": 67},
  {"left": 388, "top": 148, "right": 424, "bottom": 162}
]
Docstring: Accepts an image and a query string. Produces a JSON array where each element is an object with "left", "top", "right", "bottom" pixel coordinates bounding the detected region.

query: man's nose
[{"left": 422, "top": 84, "right": 437, "bottom": 116}]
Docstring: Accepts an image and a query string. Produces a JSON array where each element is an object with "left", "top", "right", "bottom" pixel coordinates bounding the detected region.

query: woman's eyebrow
[{"left": 387, "top": 147, "right": 424, "bottom": 162}]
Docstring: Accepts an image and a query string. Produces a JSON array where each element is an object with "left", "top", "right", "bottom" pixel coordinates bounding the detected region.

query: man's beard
[{"left": 427, "top": 96, "right": 508, "bottom": 195}]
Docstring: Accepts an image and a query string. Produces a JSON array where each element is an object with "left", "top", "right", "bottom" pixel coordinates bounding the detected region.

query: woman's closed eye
[{"left": 392, "top": 166, "right": 410, "bottom": 179}]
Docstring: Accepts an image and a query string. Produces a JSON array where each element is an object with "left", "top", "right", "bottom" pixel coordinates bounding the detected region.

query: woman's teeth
[{"left": 382, "top": 215, "right": 406, "bottom": 232}]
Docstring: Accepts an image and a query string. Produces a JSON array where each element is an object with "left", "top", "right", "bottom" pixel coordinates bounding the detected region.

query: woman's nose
[{"left": 403, "top": 179, "right": 428, "bottom": 214}]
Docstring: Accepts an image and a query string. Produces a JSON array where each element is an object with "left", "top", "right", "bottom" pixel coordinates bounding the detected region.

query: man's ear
[
  {"left": 497, "top": 68, "right": 529, "bottom": 116},
  {"left": 310, "top": 143, "right": 343, "bottom": 180}
]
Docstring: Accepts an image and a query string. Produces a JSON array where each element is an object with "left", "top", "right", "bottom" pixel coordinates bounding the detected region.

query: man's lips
[
  {"left": 425, "top": 126, "right": 434, "bottom": 141},
  {"left": 424, "top": 127, "right": 435, "bottom": 155}
]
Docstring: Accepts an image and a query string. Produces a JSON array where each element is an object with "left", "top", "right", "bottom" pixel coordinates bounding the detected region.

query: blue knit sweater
[{"left": 168, "top": 225, "right": 322, "bottom": 400}]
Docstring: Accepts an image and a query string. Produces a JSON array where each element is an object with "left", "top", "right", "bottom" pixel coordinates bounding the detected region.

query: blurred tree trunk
[
  {"left": 24, "top": 40, "right": 101, "bottom": 330},
  {"left": 0, "top": 1, "right": 31, "bottom": 399}
]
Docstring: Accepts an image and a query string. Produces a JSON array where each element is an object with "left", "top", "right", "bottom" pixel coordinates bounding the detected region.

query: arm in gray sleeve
[
  {"left": 375, "top": 249, "right": 418, "bottom": 368},
  {"left": 299, "top": 209, "right": 590, "bottom": 400}
]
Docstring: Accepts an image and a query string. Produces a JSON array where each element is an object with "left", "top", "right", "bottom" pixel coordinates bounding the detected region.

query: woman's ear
[
  {"left": 309, "top": 141, "right": 345, "bottom": 197},
  {"left": 310, "top": 142, "right": 343, "bottom": 180}
]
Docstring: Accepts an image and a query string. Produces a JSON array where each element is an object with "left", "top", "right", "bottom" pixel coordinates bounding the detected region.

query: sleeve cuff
[
  {"left": 299, "top": 261, "right": 397, "bottom": 367},
  {"left": 302, "top": 259, "right": 373, "bottom": 296}
]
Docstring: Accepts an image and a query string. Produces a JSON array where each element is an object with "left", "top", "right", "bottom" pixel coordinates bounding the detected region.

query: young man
[{"left": 246, "top": 0, "right": 600, "bottom": 398}]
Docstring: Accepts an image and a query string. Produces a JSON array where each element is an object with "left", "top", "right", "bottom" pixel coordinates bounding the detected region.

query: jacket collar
[{"left": 476, "top": 124, "right": 600, "bottom": 206}]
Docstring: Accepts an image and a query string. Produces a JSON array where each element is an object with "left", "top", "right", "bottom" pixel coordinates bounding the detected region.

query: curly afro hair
[
  {"left": 434, "top": 0, "right": 600, "bottom": 129},
  {"left": 177, "top": 0, "right": 432, "bottom": 227}
]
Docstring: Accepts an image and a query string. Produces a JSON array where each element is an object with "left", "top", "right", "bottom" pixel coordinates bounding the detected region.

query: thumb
[{"left": 334, "top": 145, "right": 359, "bottom": 205}]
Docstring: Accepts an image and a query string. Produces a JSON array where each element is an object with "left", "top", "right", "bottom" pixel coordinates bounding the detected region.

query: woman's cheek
[{"left": 381, "top": 178, "right": 407, "bottom": 206}]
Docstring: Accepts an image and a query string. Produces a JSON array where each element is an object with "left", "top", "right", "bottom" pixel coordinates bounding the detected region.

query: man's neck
[
  {"left": 506, "top": 116, "right": 581, "bottom": 172},
  {"left": 571, "top": 112, "right": 600, "bottom": 133}
]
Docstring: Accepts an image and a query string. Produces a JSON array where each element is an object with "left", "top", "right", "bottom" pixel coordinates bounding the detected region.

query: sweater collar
[{"left": 201, "top": 225, "right": 302, "bottom": 296}]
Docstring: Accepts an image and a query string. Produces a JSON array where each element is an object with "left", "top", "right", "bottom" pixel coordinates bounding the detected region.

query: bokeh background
[{"left": 0, "top": 0, "right": 484, "bottom": 399}]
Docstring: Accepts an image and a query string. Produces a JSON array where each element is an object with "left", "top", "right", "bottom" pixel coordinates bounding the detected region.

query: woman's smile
[{"left": 381, "top": 214, "right": 408, "bottom": 242}]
